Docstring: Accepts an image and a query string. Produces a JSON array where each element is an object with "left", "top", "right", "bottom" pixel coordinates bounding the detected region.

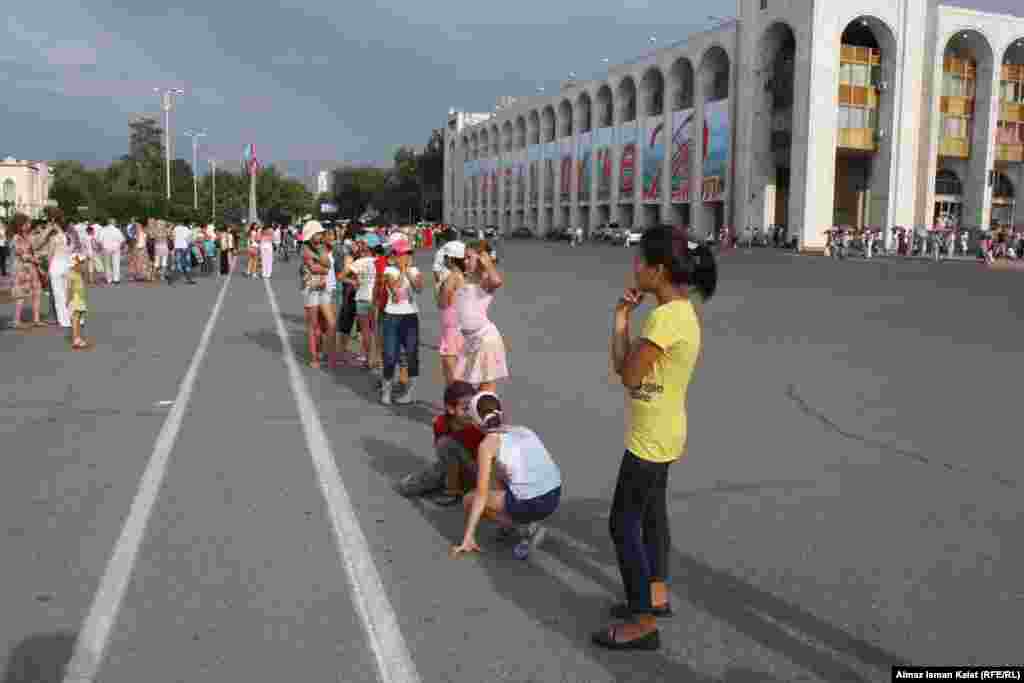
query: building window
[
  {"left": 760, "top": 0, "right": 767, "bottom": 9},
  {"left": 935, "top": 170, "right": 962, "bottom": 196},
  {"left": 837, "top": 105, "right": 877, "bottom": 129},
  {"left": 942, "top": 115, "right": 969, "bottom": 139}
]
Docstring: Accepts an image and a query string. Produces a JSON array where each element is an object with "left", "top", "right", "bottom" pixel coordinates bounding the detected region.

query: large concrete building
[
  {"left": 442, "top": 0, "right": 1024, "bottom": 250},
  {"left": 0, "top": 157, "right": 53, "bottom": 220}
]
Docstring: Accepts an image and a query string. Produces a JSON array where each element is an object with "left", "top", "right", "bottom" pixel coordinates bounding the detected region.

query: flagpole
[{"left": 249, "top": 166, "right": 258, "bottom": 224}]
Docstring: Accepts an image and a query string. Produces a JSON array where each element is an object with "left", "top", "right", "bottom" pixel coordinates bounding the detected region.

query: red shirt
[
  {"left": 374, "top": 255, "right": 387, "bottom": 275},
  {"left": 433, "top": 414, "right": 486, "bottom": 453}
]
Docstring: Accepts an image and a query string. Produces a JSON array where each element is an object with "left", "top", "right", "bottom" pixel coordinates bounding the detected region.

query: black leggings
[{"left": 608, "top": 450, "right": 670, "bottom": 613}]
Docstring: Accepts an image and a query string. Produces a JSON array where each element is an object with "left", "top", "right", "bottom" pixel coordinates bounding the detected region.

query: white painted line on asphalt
[
  {"left": 154, "top": 400, "right": 174, "bottom": 406},
  {"left": 263, "top": 277, "right": 421, "bottom": 683},
  {"left": 63, "top": 271, "right": 234, "bottom": 683}
]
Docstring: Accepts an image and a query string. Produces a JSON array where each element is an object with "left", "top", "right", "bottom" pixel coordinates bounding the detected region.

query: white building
[
  {"left": 0, "top": 157, "right": 54, "bottom": 220},
  {"left": 442, "top": 0, "right": 1024, "bottom": 250},
  {"left": 317, "top": 169, "right": 332, "bottom": 195}
]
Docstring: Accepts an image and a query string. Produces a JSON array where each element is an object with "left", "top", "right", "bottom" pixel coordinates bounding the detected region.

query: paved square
[{"left": 1, "top": 243, "right": 1020, "bottom": 682}]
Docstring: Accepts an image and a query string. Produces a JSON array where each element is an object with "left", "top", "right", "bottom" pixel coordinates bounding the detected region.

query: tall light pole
[
  {"left": 184, "top": 129, "right": 207, "bottom": 211},
  {"left": 154, "top": 87, "right": 185, "bottom": 200},
  {"left": 209, "top": 159, "right": 217, "bottom": 221}
]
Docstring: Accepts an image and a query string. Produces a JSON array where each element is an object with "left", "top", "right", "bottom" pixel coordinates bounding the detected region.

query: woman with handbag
[{"left": 300, "top": 221, "right": 336, "bottom": 369}]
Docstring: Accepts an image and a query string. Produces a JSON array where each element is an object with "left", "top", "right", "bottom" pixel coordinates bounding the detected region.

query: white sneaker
[
  {"left": 394, "top": 378, "right": 415, "bottom": 405},
  {"left": 380, "top": 380, "right": 392, "bottom": 405}
]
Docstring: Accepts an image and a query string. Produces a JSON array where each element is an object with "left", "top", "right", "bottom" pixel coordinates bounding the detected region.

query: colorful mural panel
[
  {"left": 702, "top": 99, "right": 730, "bottom": 202},
  {"left": 576, "top": 132, "right": 592, "bottom": 203},
  {"left": 618, "top": 124, "right": 638, "bottom": 198},
  {"left": 671, "top": 109, "right": 694, "bottom": 203},
  {"left": 641, "top": 116, "right": 665, "bottom": 202},
  {"left": 543, "top": 143, "right": 555, "bottom": 203},
  {"left": 527, "top": 145, "right": 540, "bottom": 204},
  {"left": 559, "top": 138, "right": 573, "bottom": 203},
  {"left": 594, "top": 128, "right": 614, "bottom": 202}
]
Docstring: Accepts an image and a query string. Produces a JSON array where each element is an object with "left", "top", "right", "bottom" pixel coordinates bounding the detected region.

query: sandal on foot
[
  {"left": 591, "top": 625, "right": 660, "bottom": 651},
  {"left": 608, "top": 602, "right": 673, "bottom": 620}
]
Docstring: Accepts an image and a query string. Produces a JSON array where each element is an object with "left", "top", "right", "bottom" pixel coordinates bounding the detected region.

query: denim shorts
[
  {"left": 505, "top": 485, "right": 561, "bottom": 524},
  {"left": 355, "top": 300, "right": 373, "bottom": 316}
]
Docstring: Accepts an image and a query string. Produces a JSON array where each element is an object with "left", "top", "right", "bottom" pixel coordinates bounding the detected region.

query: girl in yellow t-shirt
[{"left": 594, "top": 225, "right": 717, "bottom": 651}]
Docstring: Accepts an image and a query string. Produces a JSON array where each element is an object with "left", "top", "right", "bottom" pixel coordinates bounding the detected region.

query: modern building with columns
[{"left": 442, "top": 0, "right": 1024, "bottom": 250}]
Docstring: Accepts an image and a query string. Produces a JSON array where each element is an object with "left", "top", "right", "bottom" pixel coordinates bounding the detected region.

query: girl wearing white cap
[
  {"left": 300, "top": 221, "right": 336, "bottom": 368},
  {"left": 454, "top": 240, "right": 508, "bottom": 392},
  {"left": 450, "top": 392, "right": 561, "bottom": 559},
  {"left": 436, "top": 241, "right": 466, "bottom": 386}
]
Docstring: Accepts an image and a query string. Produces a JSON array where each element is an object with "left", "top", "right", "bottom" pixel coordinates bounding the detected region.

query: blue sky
[{"left": 1, "top": 0, "right": 1020, "bottom": 175}]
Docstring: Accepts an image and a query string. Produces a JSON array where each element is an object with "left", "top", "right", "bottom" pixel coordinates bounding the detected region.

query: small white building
[
  {"left": 0, "top": 157, "right": 53, "bottom": 220},
  {"left": 317, "top": 170, "right": 332, "bottom": 195},
  {"left": 442, "top": 0, "right": 1024, "bottom": 250}
]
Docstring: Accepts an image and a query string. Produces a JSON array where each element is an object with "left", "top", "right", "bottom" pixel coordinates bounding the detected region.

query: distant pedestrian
[{"left": 66, "top": 254, "right": 90, "bottom": 349}]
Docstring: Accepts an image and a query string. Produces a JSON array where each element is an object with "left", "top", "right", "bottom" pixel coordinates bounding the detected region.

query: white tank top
[{"left": 496, "top": 426, "right": 561, "bottom": 501}]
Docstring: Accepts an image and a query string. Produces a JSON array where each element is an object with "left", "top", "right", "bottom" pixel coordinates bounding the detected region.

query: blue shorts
[{"left": 505, "top": 485, "right": 561, "bottom": 524}]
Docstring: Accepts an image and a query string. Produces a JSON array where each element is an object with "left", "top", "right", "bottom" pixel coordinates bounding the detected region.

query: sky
[{"left": 1, "top": 0, "right": 1021, "bottom": 176}]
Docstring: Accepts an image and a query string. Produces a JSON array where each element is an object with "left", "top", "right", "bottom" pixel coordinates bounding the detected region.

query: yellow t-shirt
[{"left": 625, "top": 298, "right": 701, "bottom": 463}]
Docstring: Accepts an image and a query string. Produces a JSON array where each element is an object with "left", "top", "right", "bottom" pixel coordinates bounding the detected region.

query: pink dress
[
  {"left": 437, "top": 304, "right": 463, "bottom": 356},
  {"left": 454, "top": 283, "right": 508, "bottom": 384}
]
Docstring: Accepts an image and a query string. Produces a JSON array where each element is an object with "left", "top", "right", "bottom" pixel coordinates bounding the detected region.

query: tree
[{"left": 331, "top": 166, "right": 388, "bottom": 220}]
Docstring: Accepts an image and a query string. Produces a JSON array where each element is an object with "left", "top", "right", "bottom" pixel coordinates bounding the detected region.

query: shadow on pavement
[
  {"left": 245, "top": 319, "right": 437, "bottom": 428},
  {"left": 2, "top": 632, "right": 75, "bottom": 683},
  {"left": 360, "top": 437, "right": 905, "bottom": 682}
]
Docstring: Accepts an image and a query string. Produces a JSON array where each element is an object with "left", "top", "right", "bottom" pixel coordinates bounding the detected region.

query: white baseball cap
[
  {"left": 302, "top": 220, "right": 325, "bottom": 242},
  {"left": 444, "top": 240, "right": 466, "bottom": 259}
]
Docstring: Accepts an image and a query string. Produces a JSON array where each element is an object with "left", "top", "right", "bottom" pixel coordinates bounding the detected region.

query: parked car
[
  {"left": 625, "top": 228, "right": 644, "bottom": 247},
  {"left": 461, "top": 226, "right": 481, "bottom": 239},
  {"left": 483, "top": 226, "right": 500, "bottom": 239},
  {"left": 509, "top": 226, "right": 534, "bottom": 239}
]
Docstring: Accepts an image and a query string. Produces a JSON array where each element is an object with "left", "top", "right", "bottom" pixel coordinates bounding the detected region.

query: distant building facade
[
  {"left": 0, "top": 157, "right": 54, "bottom": 219},
  {"left": 442, "top": 0, "right": 1024, "bottom": 249}
]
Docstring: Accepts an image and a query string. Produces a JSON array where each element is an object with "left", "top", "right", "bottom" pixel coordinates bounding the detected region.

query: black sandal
[
  {"left": 608, "top": 602, "right": 673, "bottom": 619},
  {"left": 591, "top": 624, "right": 661, "bottom": 651}
]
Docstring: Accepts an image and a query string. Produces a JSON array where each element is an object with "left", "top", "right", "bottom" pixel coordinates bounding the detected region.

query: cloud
[
  {"left": 43, "top": 40, "right": 99, "bottom": 67},
  {"left": 270, "top": 48, "right": 329, "bottom": 66}
]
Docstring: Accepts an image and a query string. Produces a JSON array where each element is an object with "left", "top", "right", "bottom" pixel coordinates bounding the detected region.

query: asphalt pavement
[{"left": 1, "top": 243, "right": 1022, "bottom": 682}]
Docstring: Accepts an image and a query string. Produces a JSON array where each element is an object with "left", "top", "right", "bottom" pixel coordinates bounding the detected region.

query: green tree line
[
  {"left": 49, "top": 117, "right": 313, "bottom": 225},
  {"left": 325, "top": 128, "right": 444, "bottom": 223}
]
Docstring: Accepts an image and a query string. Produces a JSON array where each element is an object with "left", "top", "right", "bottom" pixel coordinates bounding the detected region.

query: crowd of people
[
  {"left": 293, "top": 218, "right": 719, "bottom": 651},
  {"left": 0, "top": 211, "right": 308, "bottom": 346},
  {"left": 3, "top": 209, "right": 719, "bottom": 652}
]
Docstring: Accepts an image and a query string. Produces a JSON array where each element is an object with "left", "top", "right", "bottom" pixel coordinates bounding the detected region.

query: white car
[{"left": 625, "top": 229, "right": 643, "bottom": 246}]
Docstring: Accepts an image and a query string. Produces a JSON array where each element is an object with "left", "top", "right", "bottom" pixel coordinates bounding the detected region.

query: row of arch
[{"left": 454, "top": 46, "right": 730, "bottom": 158}]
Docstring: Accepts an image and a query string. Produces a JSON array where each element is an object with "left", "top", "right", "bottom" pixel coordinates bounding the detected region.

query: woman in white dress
[{"left": 47, "top": 222, "right": 73, "bottom": 329}]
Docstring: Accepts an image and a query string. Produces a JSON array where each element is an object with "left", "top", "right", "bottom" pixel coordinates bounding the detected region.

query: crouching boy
[{"left": 395, "top": 381, "right": 484, "bottom": 504}]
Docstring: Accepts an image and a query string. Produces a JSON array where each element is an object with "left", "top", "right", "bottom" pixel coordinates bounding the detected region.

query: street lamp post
[
  {"left": 209, "top": 159, "right": 217, "bottom": 221},
  {"left": 184, "top": 129, "right": 207, "bottom": 211},
  {"left": 154, "top": 87, "right": 185, "bottom": 200}
]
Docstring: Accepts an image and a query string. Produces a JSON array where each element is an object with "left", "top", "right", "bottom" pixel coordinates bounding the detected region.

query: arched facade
[{"left": 443, "top": 1, "right": 1024, "bottom": 243}]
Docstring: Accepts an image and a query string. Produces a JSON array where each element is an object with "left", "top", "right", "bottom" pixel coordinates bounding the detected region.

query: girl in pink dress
[
  {"left": 436, "top": 241, "right": 466, "bottom": 386},
  {"left": 454, "top": 241, "right": 508, "bottom": 392}
]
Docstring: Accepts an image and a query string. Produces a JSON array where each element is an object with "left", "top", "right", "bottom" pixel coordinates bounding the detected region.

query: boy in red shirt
[{"left": 395, "top": 381, "right": 485, "bottom": 505}]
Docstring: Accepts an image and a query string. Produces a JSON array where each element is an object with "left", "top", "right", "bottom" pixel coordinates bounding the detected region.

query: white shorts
[{"left": 303, "top": 288, "right": 332, "bottom": 308}]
